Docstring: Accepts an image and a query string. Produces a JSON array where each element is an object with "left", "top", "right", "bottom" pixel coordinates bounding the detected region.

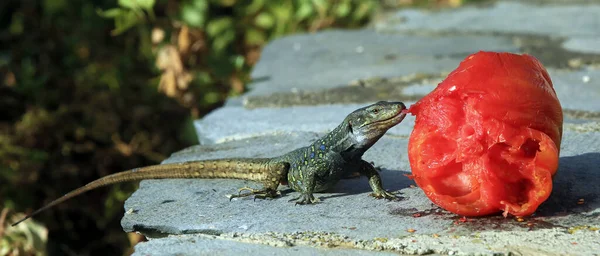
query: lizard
[{"left": 12, "top": 101, "right": 407, "bottom": 226}]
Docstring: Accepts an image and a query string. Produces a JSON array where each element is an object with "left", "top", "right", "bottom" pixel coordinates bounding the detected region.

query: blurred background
[{"left": 0, "top": 0, "right": 479, "bottom": 255}]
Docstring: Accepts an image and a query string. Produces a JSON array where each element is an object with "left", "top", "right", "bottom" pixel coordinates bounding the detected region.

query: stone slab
[
  {"left": 220, "top": 2, "right": 600, "bottom": 112},
  {"left": 131, "top": 229, "right": 600, "bottom": 256},
  {"left": 197, "top": 65, "right": 600, "bottom": 144},
  {"left": 563, "top": 38, "right": 600, "bottom": 54},
  {"left": 123, "top": 1, "right": 600, "bottom": 254},
  {"left": 123, "top": 128, "right": 600, "bottom": 255},
  {"left": 247, "top": 30, "right": 518, "bottom": 98},
  {"left": 375, "top": 2, "right": 600, "bottom": 38},
  {"left": 132, "top": 234, "right": 400, "bottom": 256},
  {"left": 194, "top": 102, "right": 416, "bottom": 144},
  {"left": 551, "top": 68, "right": 600, "bottom": 112}
]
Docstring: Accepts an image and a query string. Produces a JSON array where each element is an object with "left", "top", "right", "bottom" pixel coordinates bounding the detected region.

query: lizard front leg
[
  {"left": 287, "top": 152, "right": 346, "bottom": 204},
  {"left": 357, "top": 160, "right": 398, "bottom": 200},
  {"left": 288, "top": 169, "right": 320, "bottom": 205}
]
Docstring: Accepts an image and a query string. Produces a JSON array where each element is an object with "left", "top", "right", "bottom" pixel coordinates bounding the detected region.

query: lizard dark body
[{"left": 13, "top": 101, "right": 407, "bottom": 226}]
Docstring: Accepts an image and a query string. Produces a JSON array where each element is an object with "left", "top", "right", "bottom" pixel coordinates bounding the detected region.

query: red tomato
[{"left": 407, "top": 51, "right": 563, "bottom": 217}]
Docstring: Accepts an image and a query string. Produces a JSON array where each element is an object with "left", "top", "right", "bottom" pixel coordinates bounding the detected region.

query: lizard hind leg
[
  {"left": 226, "top": 187, "right": 281, "bottom": 201},
  {"left": 226, "top": 160, "right": 289, "bottom": 201}
]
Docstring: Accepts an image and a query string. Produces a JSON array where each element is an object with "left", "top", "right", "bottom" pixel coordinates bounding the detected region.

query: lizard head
[{"left": 345, "top": 101, "right": 407, "bottom": 148}]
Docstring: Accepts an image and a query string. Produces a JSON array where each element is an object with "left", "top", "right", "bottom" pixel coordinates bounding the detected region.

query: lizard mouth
[{"left": 373, "top": 107, "right": 407, "bottom": 127}]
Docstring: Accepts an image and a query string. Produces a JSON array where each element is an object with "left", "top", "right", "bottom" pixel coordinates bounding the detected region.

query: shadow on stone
[
  {"left": 325, "top": 169, "right": 413, "bottom": 199},
  {"left": 535, "top": 152, "right": 600, "bottom": 217},
  {"left": 131, "top": 224, "right": 176, "bottom": 238}
]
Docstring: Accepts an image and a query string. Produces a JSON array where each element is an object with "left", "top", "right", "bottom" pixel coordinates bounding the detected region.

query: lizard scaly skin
[{"left": 12, "top": 101, "right": 407, "bottom": 226}]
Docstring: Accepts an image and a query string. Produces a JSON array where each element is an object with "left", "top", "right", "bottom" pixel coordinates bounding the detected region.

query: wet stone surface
[{"left": 126, "top": 1, "right": 600, "bottom": 255}]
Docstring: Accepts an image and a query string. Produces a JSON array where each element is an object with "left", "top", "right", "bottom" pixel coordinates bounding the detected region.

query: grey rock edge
[{"left": 123, "top": 1, "right": 600, "bottom": 255}]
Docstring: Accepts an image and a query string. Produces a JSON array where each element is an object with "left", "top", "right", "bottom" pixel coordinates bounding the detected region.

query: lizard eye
[{"left": 371, "top": 108, "right": 379, "bottom": 114}]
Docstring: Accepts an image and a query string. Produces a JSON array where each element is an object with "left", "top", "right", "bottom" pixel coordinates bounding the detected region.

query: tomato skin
[{"left": 407, "top": 52, "right": 563, "bottom": 217}]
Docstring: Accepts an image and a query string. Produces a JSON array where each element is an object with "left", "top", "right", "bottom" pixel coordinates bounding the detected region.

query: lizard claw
[
  {"left": 289, "top": 194, "right": 320, "bottom": 205},
  {"left": 252, "top": 190, "right": 281, "bottom": 201},
  {"left": 238, "top": 187, "right": 259, "bottom": 195},
  {"left": 369, "top": 190, "right": 401, "bottom": 201}
]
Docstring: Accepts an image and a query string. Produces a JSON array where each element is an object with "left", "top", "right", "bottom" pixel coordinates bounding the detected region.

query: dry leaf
[
  {"left": 178, "top": 25, "right": 191, "bottom": 55},
  {"left": 4, "top": 71, "right": 16, "bottom": 87},
  {"left": 156, "top": 45, "right": 183, "bottom": 73},
  {"left": 177, "top": 71, "right": 193, "bottom": 90},
  {"left": 158, "top": 69, "right": 178, "bottom": 97},
  {"left": 230, "top": 75, "right": 244, "bottom": 93},
  {"left": 156, "top": 44, "right": 193, "bottom": 98},
  {"left": 245, "top": 47, "right": 261, "bottom": 66},
  {"left": 152, "top": 27, "right": 165, "bottom": 44}
]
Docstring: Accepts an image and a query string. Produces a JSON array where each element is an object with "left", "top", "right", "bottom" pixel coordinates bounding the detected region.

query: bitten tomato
[{"left": 407, "top": 51, "right": 563, "bottom": 217}]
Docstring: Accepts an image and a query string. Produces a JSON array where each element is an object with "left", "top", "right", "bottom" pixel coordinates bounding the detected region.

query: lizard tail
[{"left": 12, "top": 158, "right": 286, "bottom": 226}]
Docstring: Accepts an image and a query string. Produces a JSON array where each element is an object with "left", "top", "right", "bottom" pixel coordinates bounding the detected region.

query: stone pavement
[{"left": 122, "top": 1, "right": 600, "bottom": 255}]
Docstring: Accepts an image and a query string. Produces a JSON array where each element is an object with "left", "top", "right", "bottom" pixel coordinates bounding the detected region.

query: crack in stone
[
  {"left": 243, "top": 74, "right": 444, "bottom": 109},
  {"left": 161, "top": 227, "right": 600, "bottom": 255},
  {"left": 244, "top": 31, "right": 600, "bottom": 109},
  {"left": 564, "top": 109, "right": 600, "bottom": 121},
  {"left": 564, "top": 122, "right": 600, "bottom": 133},
  {"left": 374, "top": 29, "right": 600, "bottom": 69}
]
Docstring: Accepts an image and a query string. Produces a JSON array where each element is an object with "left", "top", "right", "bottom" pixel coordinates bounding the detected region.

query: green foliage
[
  {"left": 384, "top": 0, "right": 486, "bottom": 9},
  {"left": 1, "top": 0, "right": 192, "bottom": 255},
  {"left": 98, "top": 0, "right": 156, "bottom": 35},
  {"left": 1, "top": 210, "right": 48, "bottom": 256},
  {"left": 101, "top": 0, "right": 377, "bottom": 97},
  {"left": 1, "top": 0, "right": 378, "bottom": 255}
]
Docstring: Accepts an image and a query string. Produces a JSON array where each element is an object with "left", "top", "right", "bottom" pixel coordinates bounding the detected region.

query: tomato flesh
[{"left": 407, "top": 52, "right": 563, "bottom": 217}]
